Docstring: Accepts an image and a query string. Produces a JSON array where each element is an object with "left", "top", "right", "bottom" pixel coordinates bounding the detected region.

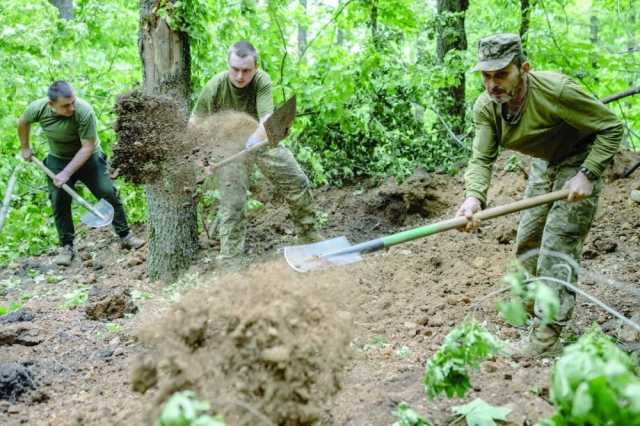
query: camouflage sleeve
[
  {"left": 464, "top": 101, "right": 499, "bottom": 206},
  {"left": 255, "top": 72, "right": 274, "bottom": 121},
  {"left": 557, "top": 79, "right": 623, "bottom": 177},
  {"left": 191, "top": 78, "right": 217, "bottom": 119}
]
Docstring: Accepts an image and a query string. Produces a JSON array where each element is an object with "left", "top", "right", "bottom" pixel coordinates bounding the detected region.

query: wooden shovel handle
[{"left": 31, "top": 157, "right": 107, "bottom": 220}]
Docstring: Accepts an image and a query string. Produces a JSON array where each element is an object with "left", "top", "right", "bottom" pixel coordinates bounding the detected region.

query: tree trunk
[
  {"left": 336, "top": 0, "right": 344, "bottom": 46},
  {"left": 139, "top": 0, "right": 198, "bottom": 282},
  {"left": 49, "top": 0, "right": 74, "bottom": 20},
  {"left": 370, "top": 0, "right": 381, "bottom": 49},
  {"left": 436, "top": 0, "right": 469, "bottom": 136},
  {"left": 520, "top": 0, "right": 533, "bottom": 54},
  {"left": 298, "top": 0, "right": 307, "bottom": 58}
]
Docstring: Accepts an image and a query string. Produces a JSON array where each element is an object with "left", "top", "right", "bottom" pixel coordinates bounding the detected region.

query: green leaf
[{"left": 451, "top": 398, "right": 511, "bottom": 426}]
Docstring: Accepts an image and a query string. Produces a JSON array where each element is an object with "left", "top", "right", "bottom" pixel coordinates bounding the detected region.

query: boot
[
  {"left": 120, "top": 232, "right": 146, "bottom": 250},
  {"left": 509, "top": 323, "right": 563, "bottom": 358},
  {"left": 54, "top": 245, "right": 75, "bottom": 266}
]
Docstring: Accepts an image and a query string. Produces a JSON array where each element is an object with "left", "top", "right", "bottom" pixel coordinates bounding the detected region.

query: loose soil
[{"left": 1, "top": 151, "right": 639, "bottom": 425}]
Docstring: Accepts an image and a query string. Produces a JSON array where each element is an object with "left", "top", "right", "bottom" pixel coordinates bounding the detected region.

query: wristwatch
[{"left": 579, "top": 166, "right": 597, "bottom": 181}]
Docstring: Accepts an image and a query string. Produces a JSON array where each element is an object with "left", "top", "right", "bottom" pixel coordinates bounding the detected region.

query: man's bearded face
[{"left": 481, "top": 63, "right": 524, "bottom": 104}]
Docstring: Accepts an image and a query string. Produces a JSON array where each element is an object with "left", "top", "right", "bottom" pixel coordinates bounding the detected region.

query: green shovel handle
[{"left": 382, "top": 188, "right": 571, "bottom": 247}]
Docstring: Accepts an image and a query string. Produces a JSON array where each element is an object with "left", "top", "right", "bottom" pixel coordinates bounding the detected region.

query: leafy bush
[
  {"left": 423, "top": 320, "right": 504, "bottom": 399},
  {"left": 159, "top": 390, "right": 225, "bottom": 426},
  {"left": 537, "top": 327, "right": 640, "bottom": 426}
]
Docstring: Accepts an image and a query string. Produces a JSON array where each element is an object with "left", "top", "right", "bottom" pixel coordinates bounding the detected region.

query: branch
[
  {"left": 601, "top": 86, "right": 640, "bottom": 104},
  {"left": 0, "top": 166, "right": 19, "bottom": 233},
  {"left": 297, "top": 0, "right": 356, "bottom": 62}
]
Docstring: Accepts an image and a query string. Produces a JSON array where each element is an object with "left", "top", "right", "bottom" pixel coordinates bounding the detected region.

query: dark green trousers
[{"left": 45, "top": 152, "right": 130, "bottom": 246}]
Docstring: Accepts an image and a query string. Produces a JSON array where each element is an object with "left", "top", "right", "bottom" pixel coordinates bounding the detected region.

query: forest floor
[{"left": 1, "top": 151, "right": 639, "bottom": 426}]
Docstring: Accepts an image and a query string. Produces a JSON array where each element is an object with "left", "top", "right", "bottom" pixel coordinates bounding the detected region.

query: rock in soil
[
  {"left": 85, "top": 287, "right": 137, "bottom": 321},
  {"left": 0, "top": 308, "right": 34, "bottom": 325},
  {"left": 0, "top": 363, "right": 36, "bottom": 402}
]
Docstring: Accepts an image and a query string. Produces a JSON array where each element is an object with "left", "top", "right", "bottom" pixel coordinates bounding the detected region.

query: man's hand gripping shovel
[{"left": 31, "top": 157, "right": 113, "bottom": 228}]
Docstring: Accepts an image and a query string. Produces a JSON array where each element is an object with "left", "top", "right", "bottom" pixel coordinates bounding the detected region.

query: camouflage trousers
[
  {"left": 217, "top": 145, "right": 316, "bottom": 259},
  {"left": 515, "top": 151, "right": 601, "bottom": 326}
]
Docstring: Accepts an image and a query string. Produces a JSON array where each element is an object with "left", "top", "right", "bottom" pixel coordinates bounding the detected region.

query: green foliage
[
  {"left": 0, "top": 301, "right": 23, "bottom": 316},
  {"left": 61, "top": 287, "right": 88, "bottom": 309},
  {"left": 497, "top": 262, "right": 559, "bottom": 326},
  {"left": 423, "top": 320, "right": 504, "bottom": 399},
  {"left": 0, "top": 0, "right": 144, "bottom": 267},
  {"left": 451, "top": 398, "right": 511, "bottom": 426},
  {"left": 392, "top": 402, "right": 432, "bottom": 426},
  {"left": 159, "top": 390, "right": 225, "bottom": 426},
  {"left": 537, "top": 327, "right": 640, "bottom": 426}
]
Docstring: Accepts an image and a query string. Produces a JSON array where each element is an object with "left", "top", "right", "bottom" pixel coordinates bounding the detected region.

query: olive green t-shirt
[
  {"left": 191, "top": 70, "right": 274, "bottom": 121},
  {"left": 22, "top": 97, "right": 100, "bottom": 160},
  {"left": 465, "top": 71, "right": 623, "bottom": 204}
]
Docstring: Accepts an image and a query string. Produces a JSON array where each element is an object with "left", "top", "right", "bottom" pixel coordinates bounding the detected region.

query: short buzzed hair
[
  {"left": 48, "top": 81, "right": 74, "bottom": 101},
  {"left": 228, "top": 41, "right": 259, "bottom": 66}
]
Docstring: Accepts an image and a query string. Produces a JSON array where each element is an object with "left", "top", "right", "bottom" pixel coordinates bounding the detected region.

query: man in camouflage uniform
[
  {"left": 191, "top": 41, "right": 319, "bottom": 264},
  {"left": 18, "top": 81, "right": 145, "bottom": 266},
  {"left": 456, "top": 33, "right": 623, "bottom": 354}
]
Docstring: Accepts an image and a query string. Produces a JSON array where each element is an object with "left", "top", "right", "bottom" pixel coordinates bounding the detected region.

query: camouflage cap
[{"left": 472, "top": 33, "right": 523, "bottom": 72}]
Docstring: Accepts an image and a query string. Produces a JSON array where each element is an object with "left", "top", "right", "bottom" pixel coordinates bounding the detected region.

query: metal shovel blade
[
  {"left": 80, "top": 199, "right": 114, "bottom": 228},
  {"left": 284, "top": 236, "right": 362, "bottom": 273}
]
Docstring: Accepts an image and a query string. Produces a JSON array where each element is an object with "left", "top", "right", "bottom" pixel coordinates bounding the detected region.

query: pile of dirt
[
  {"left": 132, "top": 263, "right": 352, "bottom": 425},
  {"left": 112, "top": 91, "right": 258, "bottom": 189}
]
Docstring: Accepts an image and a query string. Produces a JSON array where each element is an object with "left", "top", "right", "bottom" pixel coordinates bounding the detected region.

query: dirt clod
[
  {"left": 0, "top": 308, "right": 34, "bottom": 325},
  {"left": 85, "top": 287, "right": 137, "bottom": 321},
  {"left": 0, "top": 363, "right": 36, "bottom": 402}
]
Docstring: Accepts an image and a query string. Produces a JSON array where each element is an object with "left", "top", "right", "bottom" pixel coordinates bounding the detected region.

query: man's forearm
[
  {"left": 17, "top": 121, "right": 31, "bottom": 149},
  {"left": 63, "top": 144, "right": 94, "bottom": 176}
]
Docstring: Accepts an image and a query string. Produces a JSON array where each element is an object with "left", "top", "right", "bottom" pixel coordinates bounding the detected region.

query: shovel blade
[
  {"left": 80, "top": 199, "right": 114, "bottom": 228},
  {"left": 284, "top": 236, "right": 362, "bottom": 273}
]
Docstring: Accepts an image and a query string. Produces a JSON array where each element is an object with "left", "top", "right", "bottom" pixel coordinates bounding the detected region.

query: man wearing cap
[
  {"left": 18, "top": 81, "right": 145, "bottom": 266},
  {"left": 190, "top": 41, "right": 320, "bottom": 266},
  {"left": 456, "top": 33, "right": 623, "bottom": 355}
]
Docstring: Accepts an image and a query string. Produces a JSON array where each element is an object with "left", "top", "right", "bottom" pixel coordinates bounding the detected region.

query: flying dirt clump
[
  {"left": 132, "top": 263, "right": 353, "bottom": 425},
  {"left": 112, "top": 90, "right": 259, "bottom": 186},
  {"left": 111, "top": 91, "right": 188, "bottom": 185}
]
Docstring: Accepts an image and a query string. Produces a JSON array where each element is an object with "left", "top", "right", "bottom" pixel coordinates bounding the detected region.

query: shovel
[
  {"left": 208, "top": 96, "right": 297, "bottom": 171},
  {"left": 284, "top": 188, "right": 571, "bottom": 272},
  {"left": 32, "top": 156, "right": 114, "bottom": 228}
]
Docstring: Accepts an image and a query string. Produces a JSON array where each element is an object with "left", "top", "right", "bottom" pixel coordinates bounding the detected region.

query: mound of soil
[
  {"left": 0, "top": 363, "right": 36, "bottom": 402},
  {"left": 133, "top": 263, "right": 352, "bottom": 425}
]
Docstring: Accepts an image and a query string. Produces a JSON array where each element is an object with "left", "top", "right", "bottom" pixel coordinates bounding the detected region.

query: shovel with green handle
[
  {"left": 284, "top": 188, "right": 571, "bottom": 272},
  {"left": 31, "top": 156, "right": 114, "bottom": 229}
]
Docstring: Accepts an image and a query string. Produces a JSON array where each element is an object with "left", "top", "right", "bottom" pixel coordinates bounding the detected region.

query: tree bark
[
  {"left": 298, "top": 0, "right": 307, "bottom": 58},
  {"left": 139, "top": 0, "right": 198, "bottom": 282},
  {"left": 49, "top": 0, "right": 74, "bottom": 20},
  {"left": 370, "top": 0, "right": 381, "bottom": 49},
  {"left": 436, "top": 0, "right": 469, "bottom": 136}
]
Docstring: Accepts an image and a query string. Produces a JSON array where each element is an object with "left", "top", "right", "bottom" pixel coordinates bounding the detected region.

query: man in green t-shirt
[
  {"left": 18, "top": 81, "right": 145, "bottom": 266},
  {"left": 456, "top": 34, "right": 623, "bottom": 355},
  {"left": 191, "top": 41, "right": 319, "bottom": 264}
]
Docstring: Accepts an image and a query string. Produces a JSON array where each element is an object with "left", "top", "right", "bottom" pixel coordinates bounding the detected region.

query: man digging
[
  {"left": 190, "top": 41, "right": 321, "bottom": 267},
  {"left": 456, "top": 33, "right": 623, "bottom": 355},
  {"left": 18, "top": 81, "right": 145, "bottom": 266}
]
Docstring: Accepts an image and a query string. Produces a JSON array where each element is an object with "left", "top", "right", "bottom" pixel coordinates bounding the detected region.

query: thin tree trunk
[
  {"left": 0, "top": 167, "right": 18, "bottom": 233},
  {"left": 298, "top": 0, "right": 307, "bottom": 58},
  {"left": 139, "top": 0, "right": 198, "bottom": 282},
  {"left": 370, "top": 0, "right": 381, "bottom": 49},
  {"left": 336, "top": 0, "right": 344, "bottom": 46},
  {"left": 436, "top": 0, "right": 469, "bottom": 136},
  {"left": 520, "top": 0, "right": 533, "bottom": 54},
  {"left": 49, "top": 0, "right": 74, "bottom": 20}
]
